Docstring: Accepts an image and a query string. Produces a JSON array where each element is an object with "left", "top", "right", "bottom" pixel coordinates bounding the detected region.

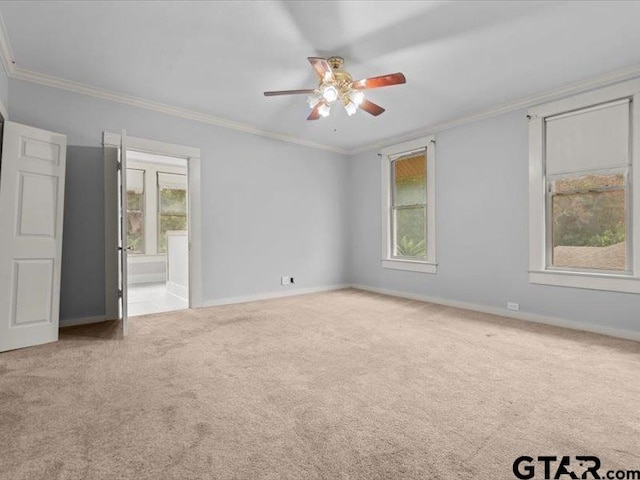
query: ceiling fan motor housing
[{"left": 326, "top": 57, "right": 354, "bottom": 105}]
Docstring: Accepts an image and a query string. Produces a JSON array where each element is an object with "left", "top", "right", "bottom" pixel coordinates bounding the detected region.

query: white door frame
[
  {"left": 102, "top": 132, "right": 202, "bottom": 311},
  {"left": 119, "top": 131, "right": 129, "bottom": 332}
]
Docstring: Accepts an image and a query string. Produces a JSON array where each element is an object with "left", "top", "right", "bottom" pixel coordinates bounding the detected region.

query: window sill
[
  {"left": 529, "top": 270, "right": 640, "bottom": 294},
  {"left": 381, "top": 259, "right": 437, "bottom": 274}
]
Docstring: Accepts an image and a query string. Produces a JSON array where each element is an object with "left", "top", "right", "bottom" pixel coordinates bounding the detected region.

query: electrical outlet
[
  {"left": 281, "top": 276, "right": 291, "bottom": 285},
  {"left": 507, "top": 302, "right": 520, "bottom": 311}
]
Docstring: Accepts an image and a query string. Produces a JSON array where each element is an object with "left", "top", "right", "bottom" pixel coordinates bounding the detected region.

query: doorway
[
  {"left": 125, "top": 150, "right": 189, "bottom": 316},
  {"left": 103, "top": 132, "right": 202, "bottom": 332}
]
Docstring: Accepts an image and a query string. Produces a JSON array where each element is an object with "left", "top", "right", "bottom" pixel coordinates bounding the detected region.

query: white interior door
[
  {"left": 118, "top": 131, "right": 129, "bottom": 334},
  {"left": 0, "top": 122, "right": 67, "bottom": 352}
]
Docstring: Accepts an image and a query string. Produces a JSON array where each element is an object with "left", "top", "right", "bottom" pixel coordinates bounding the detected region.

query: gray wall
[
  {"left": 348, "top": 110, "right": 640, "bottom": 333},
  {"left": 0, "top": 62, "right": 7, "bottom": 116},
  {"left": 8, "top": 78, "right": 640, "bottom": 333},
  {"left": 8, "top": 79, "right": 350, "bottom": 321},
  {"left": 60, "top": 146, "right": 106, "bottom": 320}
]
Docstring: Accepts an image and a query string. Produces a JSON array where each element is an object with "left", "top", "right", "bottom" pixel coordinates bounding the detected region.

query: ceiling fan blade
[
  {"left": 264, "top": 89, "right": 315, "bottom": 96},
  {"left": 359, "top": 99, "right": 386, "bottom": 116},
  {"left": 352, "top": 72, "right": 406, "bottom": 90},
  {"left": 307, "top": 104, "right": 321, "bottom": 120},
  {"left": 308, "top": 57, "right": 334, "bottom": 82}
]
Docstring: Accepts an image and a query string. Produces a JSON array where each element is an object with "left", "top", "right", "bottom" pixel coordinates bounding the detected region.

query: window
[
  {"left": 157, "top": 172, "right": 187, "bottom": 253},
  {"left": 126, "top": 168, "right": 145, "bottom": 254},
  {"left": 381, "top": 135, "right": 437, "bottom": 273},
  {"left": 528, "top": 80, "right": 640, "bottom": 293},
  {"left": 550, "top": 172, "right": 627, "bottom": 272},
  {"left": 392, "top": 153, "right": 427, "bottom": 260}
]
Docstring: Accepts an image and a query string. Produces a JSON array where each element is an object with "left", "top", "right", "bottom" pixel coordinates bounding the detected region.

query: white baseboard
[
  {"left": 59, "top": 315, "right": 107, "bottom": 328},
  {"left": 166, "top": 280, "right": 188, "bottom": 300},
  {"left": 351, "top": 284, "right": 640, "bottom": 342},
  {"left": 195, "top": 284, "right": 351, "bottom": 308},
  {"left": 128, "top": 273, "right": 165, "bottom": 285},
  {"left": 60, "top": 283, "right": 638, "bottom": 342}
]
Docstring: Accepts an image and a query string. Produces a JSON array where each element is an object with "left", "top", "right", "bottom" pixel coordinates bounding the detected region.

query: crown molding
[
  {"left": 0, "top": 10, "right": 14, "bottom": 76},
  {"left": 9, "top": 67, "right": 350, "bottom": 155},
  {"left": 349, "top": 63, "right": 640, "bottom": 155},
  {"left": 0, "top": 10, "right": 13, "bottom": 119},
  {"left": 0, "top": 11, "right": 348, "bottom": 155},
  {"left": 1, "top": 8, "right": 639, "bottom": 157},
  {"left": 18, "top": 58, "right": 634, "bottom": 158}
]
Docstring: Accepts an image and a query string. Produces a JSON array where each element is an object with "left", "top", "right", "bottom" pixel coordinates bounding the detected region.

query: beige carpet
[{"left": 1, "top": 289, "right": 639, "bottom": 480}]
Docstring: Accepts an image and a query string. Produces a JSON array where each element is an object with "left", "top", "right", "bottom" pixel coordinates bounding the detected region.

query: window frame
[
  {"left": 380, "top": 135, "right": 437, "bottom": 274},
  {"left": 528, "top": 79, "right": 640, "bottom": 294},
  {"left": 390, "top": 149, "right": 428, "bottom": 262}
]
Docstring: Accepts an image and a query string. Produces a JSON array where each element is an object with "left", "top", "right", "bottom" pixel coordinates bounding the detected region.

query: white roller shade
[
  {"left": 158, "top": 172, "right": 187, "bottom": 190},
  {"left": 545, "top": 99, "right": 630, "bottom": 175},
  {"left": 126, "top": 169, "right": 144, "bottom": 194}
]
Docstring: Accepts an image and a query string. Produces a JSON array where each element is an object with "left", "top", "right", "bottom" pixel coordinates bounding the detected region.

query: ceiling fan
[{"left": 264, "top": 57, "right": 406, "bottom": 120}]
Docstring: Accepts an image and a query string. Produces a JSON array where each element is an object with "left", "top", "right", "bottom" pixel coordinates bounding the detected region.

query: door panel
[
  {"left": 119, "top": 131, "right": 129, "bottom": 335},
  {"left": 12, "top": 259, "right": 54, "bottom": 325},
  {"left": 17, "top": 172, "right": 59, "bottom": 236},
  {"left": 0, "top": 122, "right": 67, "bottom": 352},
  {"left": 22, "top": 136, "right": 61, "bottom": 163}
]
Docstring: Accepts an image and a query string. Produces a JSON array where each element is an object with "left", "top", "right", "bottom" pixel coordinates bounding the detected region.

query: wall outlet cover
[{"left": 507, "top": 302, "right": 520, "bottom": 311}]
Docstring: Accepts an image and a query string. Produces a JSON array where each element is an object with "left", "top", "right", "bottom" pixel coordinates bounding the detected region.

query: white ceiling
[{"left": 1, "top": 1, "right": 640, "bottom": 152}]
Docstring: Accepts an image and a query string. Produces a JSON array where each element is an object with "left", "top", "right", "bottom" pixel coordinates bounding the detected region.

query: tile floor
[{"left": 128, "top": 282, "right": 188, "bottom": 317}]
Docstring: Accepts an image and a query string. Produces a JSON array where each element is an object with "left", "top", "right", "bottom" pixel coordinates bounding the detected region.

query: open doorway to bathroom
[{"left": 125, "top": 150, "right": 189, "bottom": 316}]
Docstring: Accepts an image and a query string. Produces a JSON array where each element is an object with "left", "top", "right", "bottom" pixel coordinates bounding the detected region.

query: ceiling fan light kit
[
  {"left": 317, "top": 103, "right": 331, "bottom": 118},
  {"left": 264, "top": 56, "right": 406, "bottom": 120}
]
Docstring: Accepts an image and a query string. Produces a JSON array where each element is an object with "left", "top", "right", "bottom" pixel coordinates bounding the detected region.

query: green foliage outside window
[
  {"left": 158, "top": 188, "right": 187, "bottom": 253},
  {"left": 126, "top": 191, "right": 144, "bottom": 254},
  {"left": 552, "top": 174, "right": 626, "bottom": 248},
  {"left": 396, "top": 236, "right": 426, "bottom": 257},
  {"left": 394, "top": 201, "right": 426, "bottom": 259}
]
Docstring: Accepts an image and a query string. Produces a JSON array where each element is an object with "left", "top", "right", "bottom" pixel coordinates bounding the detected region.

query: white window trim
[
  {"left": 528, "top": 78, "right": 640, "bottom": 294},
  {"left": 380, "top": 135, "right": 437, "bottom": 274}
]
